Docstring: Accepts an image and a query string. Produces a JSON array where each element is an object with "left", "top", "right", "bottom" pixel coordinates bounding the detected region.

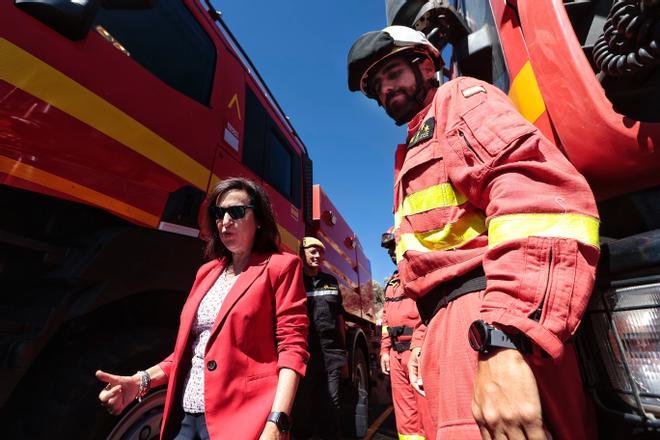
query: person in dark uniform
[{"left": 292, "top": 237, "right": 347, "bottom": 440}]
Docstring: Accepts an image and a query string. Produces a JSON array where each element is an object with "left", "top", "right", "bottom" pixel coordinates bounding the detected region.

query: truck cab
[{"left": 0, "top": 1, "right": 378, "bottom": 437}]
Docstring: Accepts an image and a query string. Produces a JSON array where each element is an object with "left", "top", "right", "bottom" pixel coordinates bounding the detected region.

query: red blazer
[{"left": 158, "top": 252, "right": 309, "bottom": 440}]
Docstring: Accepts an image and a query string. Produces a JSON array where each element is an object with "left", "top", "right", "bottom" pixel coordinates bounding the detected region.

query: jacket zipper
[
  {"left": 531, "top": 247, "right": 553, "bottom": 322},
  {"left": 458, "top": 130, "right": 484, "bottom": 163}
]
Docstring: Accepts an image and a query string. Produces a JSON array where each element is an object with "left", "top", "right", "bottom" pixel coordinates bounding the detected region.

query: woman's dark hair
[{"left": 203, "top": 177, "right": 280, "bottom": 260}]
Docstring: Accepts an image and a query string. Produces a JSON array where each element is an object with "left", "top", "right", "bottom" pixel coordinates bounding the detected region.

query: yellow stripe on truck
[
  {"left": 0, "top": 40, "right": 306, "bottom": 249},
  {"left": 0, "top": 155, "right": 159, "bottom": 226},
  {"left": 0, "top": 38, "right": 209, "bottom": 189},
  {"left": 488, "top": 213, "right": 600, "bottom": 249},
  {"left": 277, "top": 224, "right": 300, "bottom": 253},
  {"left": 508, "top": 61, "right": 546, "bottom": 124}
]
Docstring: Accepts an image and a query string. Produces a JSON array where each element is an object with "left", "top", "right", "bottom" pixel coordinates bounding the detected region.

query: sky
[{"left": 214, "top": 1, "right": 407, "bottom": 284}]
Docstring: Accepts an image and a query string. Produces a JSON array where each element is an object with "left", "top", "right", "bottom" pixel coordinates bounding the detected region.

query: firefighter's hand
[
  {"left": 259, "top": 421, "right": 285, "bottom": 440},
  {"left": 408, "top": 346, "right": 425, "bottom": 396},
  {"left": 96, "top": 370, "right": 139, "bottom": 416},
  {"left": 472, "top": 348, "right": 546, "bottom": 440},
  {"left": 380, "top": 352, "right": 391, "bottom": 375}
]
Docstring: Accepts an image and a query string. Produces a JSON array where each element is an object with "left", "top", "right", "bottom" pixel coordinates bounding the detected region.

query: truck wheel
[
  {"left": 106, "top": 388, "right": 167, "bottom": 440},
  {"left": 342, "top": 348, "right": 369, "bottom": 438},
  {"left": 2, "top": 326, "right": 175, "bottom": 440}
]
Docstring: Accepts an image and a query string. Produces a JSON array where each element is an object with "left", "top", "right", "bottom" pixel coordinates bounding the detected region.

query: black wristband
[
  {"left": 267, "top": 411, "right": 290, "bottom": 433},
  {"left": 468, "top": 320, "right": 531, "bottom": 354}
]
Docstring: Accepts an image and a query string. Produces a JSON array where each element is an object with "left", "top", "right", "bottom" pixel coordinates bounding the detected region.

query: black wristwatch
[
  {"left": 267, "top": 411, "right": 291, "bottom": 433},
  {"left": 468, "top": 320, "right": 531, "bottom": 354}
]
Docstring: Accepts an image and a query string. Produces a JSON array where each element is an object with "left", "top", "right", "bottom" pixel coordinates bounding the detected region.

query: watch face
[
  {"left": 278, "top": 413, "right": 290, "bottom": 431},
  {"left": 468, "top": 320, "right": 487, "bottom": 351}
]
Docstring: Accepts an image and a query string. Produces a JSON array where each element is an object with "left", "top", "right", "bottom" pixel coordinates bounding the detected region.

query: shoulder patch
[
  {"left": 408, "top": 117, "right": 435, "bottom": 149},
  {"left": 461, "top": 85, "right": 487, "bottom": 98}
]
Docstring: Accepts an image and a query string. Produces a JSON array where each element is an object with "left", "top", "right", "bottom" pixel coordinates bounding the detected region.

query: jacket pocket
[
  {"left": 246, "top": 371, "right": 278, "bottom": 396},
  {"left": 530, "top": 243, "right": 553, "bottom": 322},
  {"left": 520, "top": 238, "right": 579, "bottom": 340},
  {"left": 395, "top": 140, "right": 445, "bottom": 190},
  {"left": 459, "top": 98, "right": 536, "bottom": 162},
  {"left": 539, "top": 239, "right": 579, "bottom": 339}
]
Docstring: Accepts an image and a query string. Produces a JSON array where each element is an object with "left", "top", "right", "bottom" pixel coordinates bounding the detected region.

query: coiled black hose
[{"left": 593, "top": 0, "right": 660, "bottom": 76}]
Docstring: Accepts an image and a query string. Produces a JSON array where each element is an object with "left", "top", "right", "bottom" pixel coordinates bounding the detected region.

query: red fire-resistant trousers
[
  {"left": 390, "top": 348, "right": 435, "bottom": 440},
  {"left": 420, "top": 291, "right": 597, "bottom": 439}
]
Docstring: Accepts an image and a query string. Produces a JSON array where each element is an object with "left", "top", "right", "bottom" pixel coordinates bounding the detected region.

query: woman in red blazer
[{"left": 96, "top": 177, "right": 309, "bottom": 440}]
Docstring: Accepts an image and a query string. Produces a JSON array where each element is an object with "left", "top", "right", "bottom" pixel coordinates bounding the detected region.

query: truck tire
[
  {"left": 342, "top": 348, "right": 369, "bottom": 438},
  {"left": 106, "top": 388, "right": 167, "bottom": 440},
  {"left": 3, "top": 326, "right": 175, "bottom": 440}
]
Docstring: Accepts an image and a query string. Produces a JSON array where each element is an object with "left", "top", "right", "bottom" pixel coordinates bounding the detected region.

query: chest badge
[{"left": 408, "top": 117, "right": 435, "bottom": 149}]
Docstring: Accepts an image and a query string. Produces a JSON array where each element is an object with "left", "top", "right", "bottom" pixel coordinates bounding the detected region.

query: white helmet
[{"left": 347, "top": 25, "right": 441, "bottom": 98}]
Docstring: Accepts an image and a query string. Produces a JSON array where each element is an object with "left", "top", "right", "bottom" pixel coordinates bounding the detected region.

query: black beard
[{"left": 383, "top": 89, "right": 425, "bottom": 126}]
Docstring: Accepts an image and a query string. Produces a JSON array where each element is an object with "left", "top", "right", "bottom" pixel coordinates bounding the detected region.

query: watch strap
[
  {"left": 267, "top": 411, "right": 290, "bottom": 432},
  {"left": 488, "top": 326, "right": 531, "bottom": 353},
  {"left": 469, "top": 320, "right": 532, "bottom": 354}
]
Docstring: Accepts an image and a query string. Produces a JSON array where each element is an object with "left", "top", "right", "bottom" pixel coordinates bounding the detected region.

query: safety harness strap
[
  {"left": 417, "top": 266, "right": 487, "bottom": 325},
  {"left": 387, "top": 325, "right": 414, "bottom": 337},
  {"left": 392, "top": 340, "right": 412, "bottom": 353}
]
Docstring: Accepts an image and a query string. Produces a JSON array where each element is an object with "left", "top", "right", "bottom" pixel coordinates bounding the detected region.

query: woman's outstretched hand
[{"left": 96, "top": 370, "right": 139, "bottom": 416}]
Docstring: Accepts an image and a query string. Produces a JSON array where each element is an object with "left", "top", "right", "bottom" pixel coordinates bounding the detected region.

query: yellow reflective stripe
[
  {"left": 0, "top": 156, "right": 159, "bottom": 227},
  {"left": 395, "top": 183, "right": 467, "bottom": 227},
  {"left": 396, "top": 211, "right": 487, "bottom": 262},
  {"left": 488, "top": 213, "right": 600, "bottom": 249},
  {"left": 382, "top": 326, "right": 389, "bottom": 336},
  {"left": 0, "top": 38, "right": 209, "bottom": 188},
  {"left": 508, "top": 61, "right": 546, "bottom": 124},
  {"left": 276, "top": 224, "right": 300, "bottom": 253},
  {"left": 398, "top": 434, "right": 425, "bottom": 440}
]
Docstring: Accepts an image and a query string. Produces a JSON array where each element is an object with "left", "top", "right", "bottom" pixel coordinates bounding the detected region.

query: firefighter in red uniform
[
  {"left": 380, "top": 230, "right": 433, "bottom": 440},
  {"left": 347, "top": 26, "right": 600, "bottom": 440}
]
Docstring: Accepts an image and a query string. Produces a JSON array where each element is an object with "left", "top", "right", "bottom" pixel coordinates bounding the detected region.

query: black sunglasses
[{"left": 210, "top": 204, "right": 255, "bottom": 220}]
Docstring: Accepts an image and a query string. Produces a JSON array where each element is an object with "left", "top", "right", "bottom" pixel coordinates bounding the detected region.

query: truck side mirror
[
  {"left": 454, "top": 25, "right": 495, "bottom": 84},
  {"left": 14, "top": 0, "right": 99, "bottom": 41}
]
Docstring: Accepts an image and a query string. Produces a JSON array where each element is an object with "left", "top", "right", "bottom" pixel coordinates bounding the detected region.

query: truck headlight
[{"left": 586, "top": 281, "right": 660, "bottom": 417}]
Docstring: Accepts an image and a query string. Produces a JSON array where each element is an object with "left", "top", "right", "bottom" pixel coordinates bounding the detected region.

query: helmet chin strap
[{"left": 390, "top": 58, "right": 438, "bottom": 126}]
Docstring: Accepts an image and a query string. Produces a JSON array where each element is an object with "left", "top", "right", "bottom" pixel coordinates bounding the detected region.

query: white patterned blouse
[{"left": 181, "top": 268, "right": 238, "bottom": 413}]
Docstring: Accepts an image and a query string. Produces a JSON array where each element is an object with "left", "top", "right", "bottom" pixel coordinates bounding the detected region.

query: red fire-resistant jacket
[
  {"left": 157, "top": 252, "right": 309, "bottom": 440},
  {"left": 380, "top": 271, "right": 422, "bottom": 355},
  {"left": 393, "top": 77, "right": 600, "bottom": 359}
]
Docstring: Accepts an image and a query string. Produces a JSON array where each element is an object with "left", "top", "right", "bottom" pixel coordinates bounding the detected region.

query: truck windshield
[{"left": 94, "top": 0, "right": 216, "bottom": 105}]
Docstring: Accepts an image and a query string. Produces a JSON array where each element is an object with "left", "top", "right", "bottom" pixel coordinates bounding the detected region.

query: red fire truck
[
  {"left": 0, "top": 1, "right": 379, "bottom": 438},
  {"left": 386, "top": 0, "right": 660, "bottom": 437}
]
